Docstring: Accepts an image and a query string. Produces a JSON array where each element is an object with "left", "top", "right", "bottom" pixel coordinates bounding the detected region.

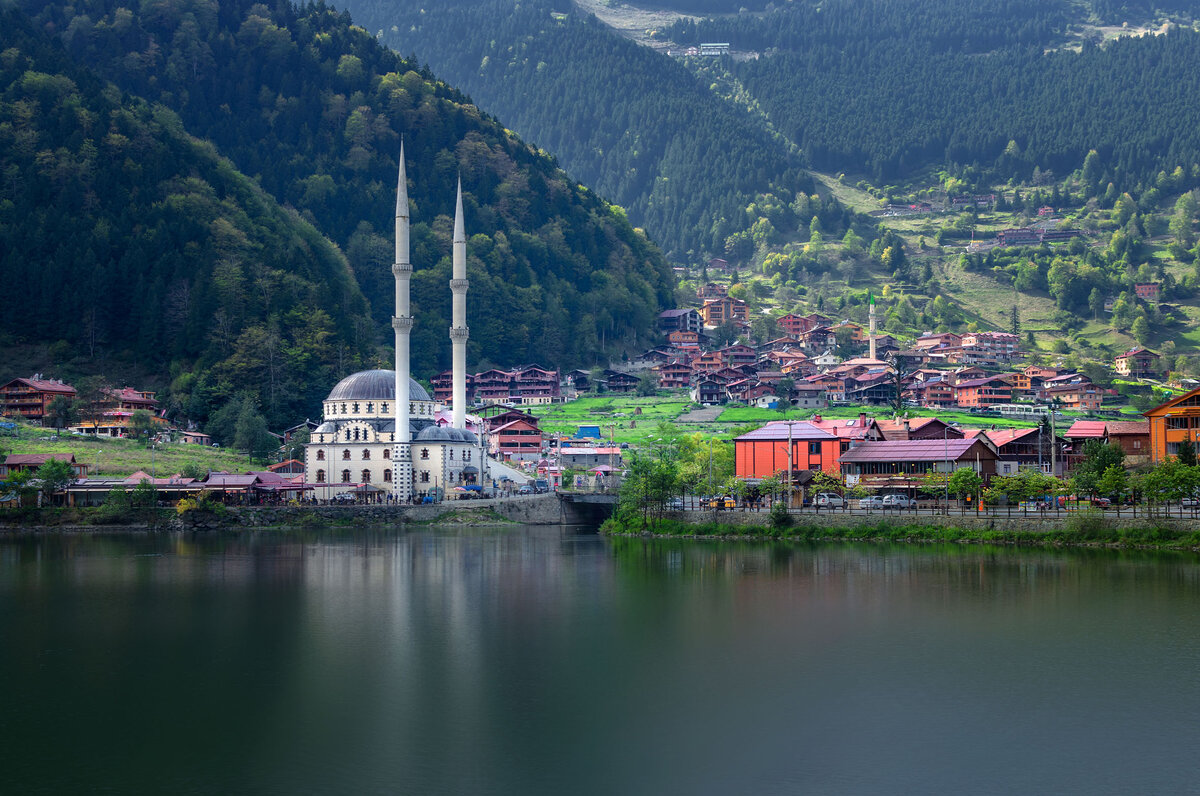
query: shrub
[{"left": 769, "top": 501, "right": 792, "bottom": 530}]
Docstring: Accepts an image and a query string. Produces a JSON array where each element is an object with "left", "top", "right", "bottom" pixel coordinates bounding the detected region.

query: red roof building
[
  {"left": 734, "top": 421, "right": 841, "bottom": 480},
  {"left": 838, "top": 439, "right": 998, "bottom": 491},
  {"left": 0, "top": 376, "right": 76, "bottom": 422}
]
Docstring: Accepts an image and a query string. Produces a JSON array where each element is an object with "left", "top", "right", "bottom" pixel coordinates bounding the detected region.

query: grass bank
[{"left": 601, "top": 515, "right": 1200, "bottom": 551}]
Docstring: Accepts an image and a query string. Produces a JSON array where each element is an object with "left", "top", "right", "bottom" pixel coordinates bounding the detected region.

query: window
[
  {"left": 381, "top": 403, "right": 388, "bottom": 413},
  {"left": 317, "top": 450, "right": 325, "bottom": 461},
  {"left": 449, "top": 449, "right": 455, "bottom": 460},
  {"left": 353, "top": 428, "right": 360, "bottom": 441},
  {"left": 420, "top": 471, "right": 430, "bottom": 483},
  {"left": 344, "top": 429, "right": 351, "bottom": 442},
  {"left": 362, "top": 449, "right": 371, "bottom": 460},
  {"left": 421, "top": 448, "right": 429, "bottom": 460},
  {"left": 383, "top": 449, "right": 390, "bottom": 459},
  {"left": 362, "top": 469, "right": 371, "bottom": 483},
  {"left": 352, "top": 403, "right": 360, "bottom": 414},
  {"left": 341, "top": 403, "right": 347, "bottom": 414},
  {"left": 342, "top": 449, "right": 351, "bottom": 460},
  {"left": 341, "top": 469, "right": 351, "bottom": 483},
  {"left": 316, "top": 469, "right": 325, "bottom": 483},
  {"left": 808, "top": 441, "right": 821, "bottom": 456},
  {"left": 366, "top": 402, "right": 373, "bottom": 413},
  {"left": 384, "top": 469, "right": 392, "bottom": 482}
]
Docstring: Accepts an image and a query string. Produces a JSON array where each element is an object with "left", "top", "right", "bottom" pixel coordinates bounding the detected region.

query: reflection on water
[{"left": 3, "top": 528, "right": 1200, "bottom": 795}]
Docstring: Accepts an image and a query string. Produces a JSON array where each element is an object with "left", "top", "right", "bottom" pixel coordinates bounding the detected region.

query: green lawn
[{"left": 2, "top": 425, "right": 257, "bottom": 477}]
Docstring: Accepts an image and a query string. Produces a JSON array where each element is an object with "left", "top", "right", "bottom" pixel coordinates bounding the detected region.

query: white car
[
  {"left": 858, "top": 495, "right": 885, "bottom": 509},
  {"left": 881, "top": 494, "right": 915, "bottom": 509},
  {"left": 815, "top": 493, "right": 845, "bottom": 507}
]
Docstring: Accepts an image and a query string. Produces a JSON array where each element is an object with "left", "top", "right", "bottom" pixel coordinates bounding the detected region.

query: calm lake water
[{"left": 3, "top": 526, "right": 1200, "bottom": 795}]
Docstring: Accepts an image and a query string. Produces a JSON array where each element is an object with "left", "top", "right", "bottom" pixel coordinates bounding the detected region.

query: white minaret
[
  {"left": 392, "top": 146, "right": 414, "bottom": 502},
  {"left": 868, "top": 292, "right": 877, "bottom": 361},
  {"left": 450, "top": 177, "right": 469, "bottom": 429}
]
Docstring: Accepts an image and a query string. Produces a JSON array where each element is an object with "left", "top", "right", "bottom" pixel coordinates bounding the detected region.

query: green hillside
[
  {"left": 0, "top": 8, "right": 373, "bottom": 427},
  {"left": 6, "top": 0, "right": 675, "bottom": 428},
  {"left": 339, "top": 0, "right": 813, "bottom": 259}
]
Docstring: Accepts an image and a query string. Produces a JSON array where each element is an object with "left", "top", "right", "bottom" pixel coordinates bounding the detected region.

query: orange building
[
  {"left": 733, "top": 421, "right": 841, "bottom": 480},
  {"left": 1144, "top": 388, "right": 1200, "bottom": 463},
  {"left": 0, "top": 376, "right": 76, "bottom": 422}
]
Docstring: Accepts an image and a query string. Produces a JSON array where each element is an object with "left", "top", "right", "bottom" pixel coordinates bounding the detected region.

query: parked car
[
  {"left": 1090, "top": 497, "right": 1112, "bottom": 508},
  {"left": 881, "top": 494, "right": 915, "bottom": 509},
  {"left": 1182, "top": 497, "right": 1200, "bottom": 508},
  {"left": 332, "top": 492, "right": 356, "bottom": 503},
  {"left": 815, "top": 493, "right": 845, "bottom": 508},
  {"left": 858, "top": 496, "right": 885, "bottom": 509},
  {"left": 666, "top": 497, "right": 685, "bottom": 511},
  {"left": 517, "top": 485, "right": 534, "bottom": 495}
]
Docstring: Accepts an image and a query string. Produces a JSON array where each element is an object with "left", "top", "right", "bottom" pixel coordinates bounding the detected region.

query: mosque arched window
[
  {"left": 420, "top": 471, "right": 430, "bottom": 483},
  {"left": 421, "top": 448, "right": 429, "bottom": 460},
  {"left": 353, "top": 403, "right": 360, "bottom": 414},
  {"left": 383, "top": 449, "right": 391, "bottom": 459},
  {"left": 362, "top": 449, "right": 370, "bottom": 460},
  {"left": 341, "top": 469, "right": 351, "bottom": 483},
  {"left": 381, "top": 403, "right": 388, "bottom": 413},
  {"left": 342, "top": 449, "right": 351, "bottom": 460},
  {"left": 344, "top": 429, "right": 351, "bottom": 442},
  {"left": 341, "top": 403, "right": 347, "bottom": 414},
  {"left": 449, "top": 450, "right": 455, "bottom": 460},
  {"left": 316, "top": 469, "right": 325, "bottom": 483},
  {"left": 383, "top": 469, "right": 392, "bottom": 483},
  {"left": 361, "top": 469, "right": 371, "bottom": 483},
  {"left": 366, "top": 402, "right": 374, "bottom": 413},
  {"left": 317, "top": 450, "right": 325, "bottom": 461},
  {"left": 353, "top": 428, "right": 360, "bottom": 441}
]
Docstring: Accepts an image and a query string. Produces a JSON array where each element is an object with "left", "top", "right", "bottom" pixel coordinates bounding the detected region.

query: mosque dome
[
  {"left": 326, "top": 370, "right": 431, "bottom": 403},
  {"left": 416, "top": 426, "right": 455, "bottom": 442}
]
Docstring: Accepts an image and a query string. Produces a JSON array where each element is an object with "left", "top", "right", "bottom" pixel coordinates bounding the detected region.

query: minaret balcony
[
  {"left": 449, "top": 326, "right": 470, "bottom": 342},
  {"left": 450, "top": 278, "right": 470, "bottom": 292},
  {"left": 392, "top": 263, "right": 413, "bottom": 277},
  {"left": 392, "top": 317, "right": 414, "bottom": 332}
]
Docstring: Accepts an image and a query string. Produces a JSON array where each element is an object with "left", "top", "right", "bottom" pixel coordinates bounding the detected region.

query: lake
[{"left": 3, "top": 526, "right": 1200, "bottom": 794}]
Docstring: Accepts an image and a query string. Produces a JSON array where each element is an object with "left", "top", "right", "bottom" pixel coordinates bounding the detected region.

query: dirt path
[{"left": 676, "top": 405, "right": 724, "bottom": 423}]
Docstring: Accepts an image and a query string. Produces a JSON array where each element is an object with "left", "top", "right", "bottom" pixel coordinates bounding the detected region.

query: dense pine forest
[
  {"left": 666, "top": 0, "right": 1200, "bottom": 188},
  {"left": 4, "top": 0, "right": 674, "bottom": 428},
  {"left": 341, "top": 0, "right": 813, "bottom": 259}
]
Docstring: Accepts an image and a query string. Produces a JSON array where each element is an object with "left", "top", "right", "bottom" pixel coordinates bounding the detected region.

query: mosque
[{"left": 305, "top": 147, "right": 487, "bottom": 501}]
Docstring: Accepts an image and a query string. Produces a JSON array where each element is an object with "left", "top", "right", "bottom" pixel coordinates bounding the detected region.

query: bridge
[{"left": 557, "top": 491, "right": 618, "bottom": 525}]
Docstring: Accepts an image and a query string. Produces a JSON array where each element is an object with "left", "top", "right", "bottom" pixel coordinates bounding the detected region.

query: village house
[
  {"left": 1143, "top": 388, "right": 1200, "bottom": 462},
  {"left": 72, "top": 386, "right": 164, "bottom": 437},
  {"left": 699, "top": 296, "right": 749, "bottom": 327},
  {"left": 1064, "top": 420, "right": 1151, "bottom": 466},
  {"left": 1042, "top": 383, "right": 1102, "bottom": 411},
  {"left": 875, "top": 417, "right": 963, "bottom": 442},
  {"left": 1134, "top": 283, "right": 1161, "bottom": 302},
  {"left": 839, "top": 438, "right": 999, "bottom": 493},
  {"left": 489, "top": 417, "right": 544, "bottom": 462},
  {"left": 691, "top": 378, "right": 725, "bottom": 405},
  {"left": 954, "top": 375, "right": 1015, "bottom": 408},
  {"left": 657, "top": 361, "right": 693, "bottom": 390},
  {"left": 0, "top": 376, "right": 76, "bottom": 423},
  {"left": 697, "top": 282, "right": 729, "bottom": 300},
  {"left": 1114, "top": 347, "right": 1161, "bottom": 379},
  {"left": 0, "top": 453, "right": 89, "bottom": 479},
  {"left": 657, "top": 308, "right": 703, "bottom": 335},
  {"left": 985, "top": 427, "right": 1068, "bottom": 477},
  {"left": 733, "top": 421, "right": 841, "bottom": 482},
  {"left": 668, "top": 330, "right": 701, "bottom": 350}
]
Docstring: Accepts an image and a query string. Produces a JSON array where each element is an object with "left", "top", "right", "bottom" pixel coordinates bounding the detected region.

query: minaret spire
[
  {"left": 868, "top": 290, "right": 877, "bottom": 361},
  {"left": 450, "top": 175, "right": 470, "bottom": 430},
  {"left": 392, "top": 144, "right": 414, "bottom": 502}
]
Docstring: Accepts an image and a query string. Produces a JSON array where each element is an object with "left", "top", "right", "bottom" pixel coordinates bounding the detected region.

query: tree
[
  {"left": 284, "top": 428, "right": 310, "bottom": 461},
  {"left": 234, "top": 400, "right": 276, "bottom": 461},
  {"left": 1143, "top": 459, "right": 1200, "bottom": 504},
  {"left": 1178, "top": 435, "right": 1198, "bottom": 468},
  {"left": 45, "top": 395, "right": 78, "bottom": 437},
  {"left": 75, "top": 376, "right": 113, "bottom": 433},
  {"left": 635, "top": 371, "right": 658, "bottom": 397},
  {"left": 774, "top": 377, "right": 794, "bottom": 411},
  {"left": 129, "top": 409, "right": 156, "bottom": 443},
  {"left": 948, "top": 468, "right": 983, "bottom": 502},
  {"left": 1095, "top": 464, "right": 1128, "bottom": 501},
  {"left": 1131, "top": 315, "right": 1151, "bottom": 345},
  {"left": 130, "top": 479, "right": 158, "bottom": 508},
  {"left": 36, "top": 458, "right": 75, "bottom": 505},
  {"left": 1073, "top": 440, "right": 1126, "bottom": 495}
]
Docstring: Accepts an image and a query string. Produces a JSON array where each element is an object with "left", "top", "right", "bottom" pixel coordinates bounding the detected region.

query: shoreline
[{"left": 600, "top": 514, "right": 1200, "bottom": 552}]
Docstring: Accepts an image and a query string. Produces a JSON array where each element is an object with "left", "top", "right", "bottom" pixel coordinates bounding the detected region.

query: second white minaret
[
  {"left": 868, "top": 293, "right": 877, "bottom": 361},
  {"left": 392, "top": 146, "right": 414, "bottom": 502},
  {"left": 450, "top": 178, "right": 469, "bottom": 430}
]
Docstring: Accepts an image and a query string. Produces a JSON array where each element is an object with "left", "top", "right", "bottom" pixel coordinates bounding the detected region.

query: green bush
[{"left": 769, "top": 501, "right": 792, "bottom": 530}]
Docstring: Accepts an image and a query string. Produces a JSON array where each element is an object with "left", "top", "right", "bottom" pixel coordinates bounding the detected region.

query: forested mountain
[
  {"left": 0, "top": 8, "right": 372, "bottom": 427},
  {"left": 341, "top": 0, "right": 812, "bottom": 258},
  {"left": 665, "top": 0, "right": 1200, "bottom": 188},
  {"left": 10, "top": 0, "right": 674, "bottom": 427}
]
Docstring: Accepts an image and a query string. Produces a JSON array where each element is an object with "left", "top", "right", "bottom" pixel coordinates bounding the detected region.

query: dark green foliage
[
  {"left": 1178, "top": 436, "right": 1197, "bottom": 468},
  {"left": 338, "top": 0, "right": 812, "bottom": 258},
  {"left": 36, "top": 458, "right": 75, "bottom": 502},
  {"left": 669, "top": 2, "right": 1200, "bottom": 189},
  {"left": 7, "top": 0, "right": 674, "bottom": 430},
  {"left": 0, "top": 8, "right": 373, "bottom": 429},
  {"left": 1074, "top": 439, "right": 1127, "bottom": 495}
]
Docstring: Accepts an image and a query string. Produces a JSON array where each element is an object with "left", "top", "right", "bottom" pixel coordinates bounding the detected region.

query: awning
[
  {"left": 351, "top": 483, "right": 385, "bottom": 493},
  {"left": 462, "top": 465, "right": 479, "bottom": 474}
]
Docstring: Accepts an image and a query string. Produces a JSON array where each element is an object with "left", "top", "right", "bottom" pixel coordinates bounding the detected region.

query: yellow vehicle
[{"left": 707, "top": 495, "right": 736, "bottom": 509}]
